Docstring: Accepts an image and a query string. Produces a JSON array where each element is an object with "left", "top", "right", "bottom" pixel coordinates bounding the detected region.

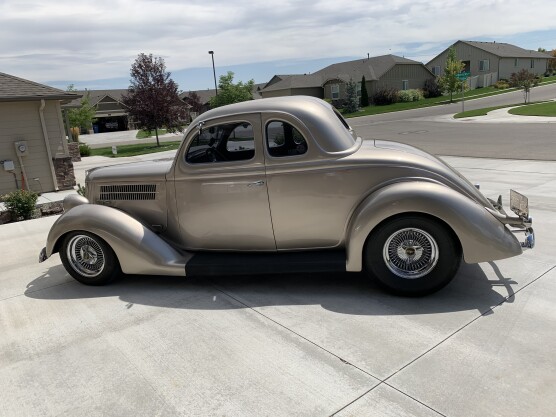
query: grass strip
[
  {"left": 508, "top": 101, "right": 556, "bottom": 117},
  {"left": 90, "top": 141, "right": 182, "bottom": 158}
]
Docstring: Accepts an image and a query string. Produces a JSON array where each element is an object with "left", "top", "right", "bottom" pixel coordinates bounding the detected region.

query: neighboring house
[
  {"left": 427, "top": 41, "right": 552, "bottom": 88},
  {"left": 66, "top": 89, "right": 131, "bottom": 133},
  {"left": 180, "top": 89, "right": 216, "bottom": 118},
  {"left": 259, "top": 55, "right": 435, "bottom": 104},
  {"left": 0, "top": 72, "right": 80, "bottom": 195},
  {"left": 180, "top": 83, "right": 265, "bottom": 119}
]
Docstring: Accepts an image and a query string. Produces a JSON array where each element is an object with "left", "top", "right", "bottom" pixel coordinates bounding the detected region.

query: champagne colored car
[{"left": 40, "top": 96, "right": 534, "bottom": 295}]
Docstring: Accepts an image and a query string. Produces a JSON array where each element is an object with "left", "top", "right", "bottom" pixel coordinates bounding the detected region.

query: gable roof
[
  {"left": 461, "top": 41, "right": 552, "bottom": 58},
  {"left": 0, "top": 72, "right": 80, "bottom": 102},
  {"left": 64, "top": 89, "right": 128, "bottom": 108},
  {"left": 261, "top": 55, "right": 427, "bottom": 92}
]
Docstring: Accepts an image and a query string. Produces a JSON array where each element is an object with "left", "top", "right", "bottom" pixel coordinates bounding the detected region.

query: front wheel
[
  {"left": 364, "top": 216, "right": 461, "bottom": 296},
  {"left": 60, "top": 232, "right": 121, "bottom": 285}
]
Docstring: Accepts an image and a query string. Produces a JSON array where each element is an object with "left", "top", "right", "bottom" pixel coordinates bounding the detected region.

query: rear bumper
[{"left": 39, "top": 247, "right": 48, "bottom": 263}]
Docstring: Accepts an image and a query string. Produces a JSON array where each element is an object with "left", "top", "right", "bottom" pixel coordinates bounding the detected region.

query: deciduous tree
[
  {"left": 510, "top": 69, "right": 539, "bottom": 103},
  {"left": 209, "top": 71, "right": 254, "bottom": 108},
  {"left": 122, "top": 53, "right": 187, "bottom": 146},
  {"left": 437, "top": 47, "right": 466, "bottom": 103},
  {"left": 66, "top": 85, "right": 96, "bottom": 140}
]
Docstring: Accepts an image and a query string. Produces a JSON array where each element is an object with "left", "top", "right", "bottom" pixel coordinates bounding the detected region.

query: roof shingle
[{"left": 0, "top": 72, "right": 80, "bottom": 102}]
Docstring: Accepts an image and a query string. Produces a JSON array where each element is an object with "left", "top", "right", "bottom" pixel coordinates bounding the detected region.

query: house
[
  {"left": 259, "top": 55, "right": 435, "bottom": 104},
  {"left": 0, "top": 72, "right": 80, "bottom": 195},
  {"left": 427, "top": 41, "right": 552, "bottom": 88},
  {"left": 180, "top": 83, "right": 265, "bottom": 119},
  {"left": 66, "top": 89, "right": 131, "bottom": 133}
]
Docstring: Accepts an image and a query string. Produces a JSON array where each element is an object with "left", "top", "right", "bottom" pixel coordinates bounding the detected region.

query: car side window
[
  {"left": 186, "top": 122, "right": 255, "bottom": 164},
  {"left": 266, "top": 121, "right": 307, "bottom": 157}
]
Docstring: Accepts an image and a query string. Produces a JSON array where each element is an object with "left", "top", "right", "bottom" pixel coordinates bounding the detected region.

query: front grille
[{"left": 100, "top": 184, "right": 157, "bottom": 201}]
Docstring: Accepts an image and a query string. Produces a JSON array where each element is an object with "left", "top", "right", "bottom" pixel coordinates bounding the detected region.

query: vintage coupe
[{"left": 40, "top": 96, "right": 534, "bottom": 295}]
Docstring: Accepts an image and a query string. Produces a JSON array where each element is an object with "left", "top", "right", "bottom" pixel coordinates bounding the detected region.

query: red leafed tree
[{"left": 122, "top": 53, "right": 187, "bottom": 146}]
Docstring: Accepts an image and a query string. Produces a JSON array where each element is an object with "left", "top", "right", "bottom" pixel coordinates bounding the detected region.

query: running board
[{"left": 185, "top": 250, "right": 346, "bottom": 276}]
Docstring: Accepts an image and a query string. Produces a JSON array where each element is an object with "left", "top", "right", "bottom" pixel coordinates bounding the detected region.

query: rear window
[{"left": 334, "top": 109, "right": 351, "bottom": 131}]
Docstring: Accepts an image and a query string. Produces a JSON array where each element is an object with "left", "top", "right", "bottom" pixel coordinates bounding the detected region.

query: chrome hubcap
[
  {"left": 383, "top": 228, "right": 438, "bottom": 279},
  {"left": 67, "top": 235, "right": 105, "bottom": 277}
]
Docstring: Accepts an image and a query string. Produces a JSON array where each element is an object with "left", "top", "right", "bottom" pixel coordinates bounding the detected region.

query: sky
[{"left": 1, "top": 0, "right": 556, "bottom": 92}]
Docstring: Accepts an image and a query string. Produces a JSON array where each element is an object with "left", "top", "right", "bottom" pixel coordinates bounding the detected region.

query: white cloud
[{"left": 1, "top": 0, "right": 555, "bottom": 86}]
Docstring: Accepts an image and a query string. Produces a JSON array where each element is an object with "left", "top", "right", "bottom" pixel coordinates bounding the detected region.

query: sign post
[{"left": 456, "top": 72, "right": 471, "bottom": 113}]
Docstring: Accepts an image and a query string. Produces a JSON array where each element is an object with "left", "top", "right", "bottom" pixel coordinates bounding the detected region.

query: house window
[
  {"left": 479, "top": 59, "right": 490, "bottom": 71},
  {"left": 531, "top": 59, "right": 535, "bottom": 69},
  {"left": 402, "top": 80, "right": 409, "bottom": 90},
  {"left": 514, "top": 58, "right": 519, "bottom": 67},
  {"left": 356, "top": 82, "right": 362, "bottom": 97},
  {"left": 431, "top": 66, "right": 441, "bottom": 76},
  {"left": 331, "top": 84, "right": 339, "bottom": 99}
]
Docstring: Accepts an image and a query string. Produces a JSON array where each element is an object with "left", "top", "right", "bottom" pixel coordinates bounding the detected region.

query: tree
[
  {"left": 437, "top": 47, "right": 466, "bottom": 103},
  {"left": 209, "top": 71, "right": 255, "bottom": 108},
  {"left": 66, "top": 85, "right": 96, "bottom": 140},
  {"left": 122, "top": 53, "right": 187, "bottom": 146},
  {"left": 344, "top": 79, "right": 359, "bottom": 113},
  {"left": 184, "top": 91, "right": 204, "bottom": 120},
  {"left": 510, "top": 69, "right": 538, "bottom": 103},
  {"left": 549, "top": 49, "right": 556, "bottom": 72},
  {"left": 360, "top": 76, "right": 369, "bottom": 107}
]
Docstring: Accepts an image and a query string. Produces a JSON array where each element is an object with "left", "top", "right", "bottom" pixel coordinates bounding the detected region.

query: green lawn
[
  {"left": 343, "top": 75, "right": 556, "bottom": 118},
  {"left": 508, "top": 101, "right": 556, "bottom": 116},
  {"left": 136, "top": 129, "right": 168, "bottom": 139},
  {"left": 90, "top": 141, "right": 182, "bottom": 158},
  {"left": 453, "top": 104, "right": 517, "bottom": 118}
]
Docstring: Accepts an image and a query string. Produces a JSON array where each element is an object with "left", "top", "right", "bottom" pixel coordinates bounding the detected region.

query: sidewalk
[{"left": 428, "top": 104, "right": 556, "bottom": 123}]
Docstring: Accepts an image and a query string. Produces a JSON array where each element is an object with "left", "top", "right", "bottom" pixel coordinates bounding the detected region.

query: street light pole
[{"left": 208, "top": 51, "right": 218, "bottom": 95}]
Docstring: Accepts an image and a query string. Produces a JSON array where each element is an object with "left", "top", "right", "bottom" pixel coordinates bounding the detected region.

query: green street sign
[{"left": 456, "top": 72, "right": 471, "bottom": 80}]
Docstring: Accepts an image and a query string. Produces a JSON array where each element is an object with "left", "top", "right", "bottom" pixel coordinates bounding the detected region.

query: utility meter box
[
  {"left": 14, "top": 141, "right": 29, "bottom": 156},
  {"left": 2, "top": 160, "right": 15, "bottom": 171}
]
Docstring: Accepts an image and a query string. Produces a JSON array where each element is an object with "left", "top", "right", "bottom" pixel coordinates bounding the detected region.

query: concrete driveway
[{"left": 0, "top": 156, "right": 555, "bottom": 416}]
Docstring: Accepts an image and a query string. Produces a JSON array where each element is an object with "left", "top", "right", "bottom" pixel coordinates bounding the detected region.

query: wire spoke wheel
[
  {"left": 66, "top": 234, "right": 106, "bottom": 277},
  {"left": 382, "top": 227, "right": 439, "bottom": 279}
]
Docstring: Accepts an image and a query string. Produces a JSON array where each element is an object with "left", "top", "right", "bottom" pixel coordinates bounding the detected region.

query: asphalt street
[
  {"left": 350, "top": 83, "right": 556, "bottom": 160},
  {"left": 1, "top": 156, "right": 555, "bottom": 417}
]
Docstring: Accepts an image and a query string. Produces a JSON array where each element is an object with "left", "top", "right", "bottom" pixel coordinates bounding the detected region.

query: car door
[{"left": 173, "top": 113, "right": 276, "bottom": 251}]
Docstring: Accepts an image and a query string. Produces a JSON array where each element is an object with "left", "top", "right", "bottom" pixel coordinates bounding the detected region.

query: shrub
[
  {"left": 494, "top": 80, "right": 510, "bottom": 89},
  {"left": 371, "top": 88, "right": 399, "bottom": 105},
  {"left": 1, "top": 189, "right": 39, "bottom": 221},
  {"left": 423, "top": 78, "right": 442, "bottom": 98},
  {"left": 398, "top": 89, "right": 424, "bottom": 102},
  {"left": 79, "top": 143, "right": 91, "bottom": 157}
]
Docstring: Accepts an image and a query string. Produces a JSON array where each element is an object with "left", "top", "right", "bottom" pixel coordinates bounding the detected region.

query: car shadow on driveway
[{"left": 24, "top": 262, "right": 519, "bottom": 317}]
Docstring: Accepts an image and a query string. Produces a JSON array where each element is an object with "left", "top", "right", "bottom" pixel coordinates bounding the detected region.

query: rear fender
[
  {"left": 345, "top": 181, "right": 522, "bottom": 271},
  {"left": 46, "top": 204, "right": 189, "bottom": 276}
]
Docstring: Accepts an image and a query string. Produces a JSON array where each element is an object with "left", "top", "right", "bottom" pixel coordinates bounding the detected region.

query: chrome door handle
[{"left": 248, "top": 180, "right": 265, "bottom": 187}]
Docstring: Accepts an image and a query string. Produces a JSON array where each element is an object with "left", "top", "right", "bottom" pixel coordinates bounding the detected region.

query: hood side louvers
[{"left": 100, "top": 184, "right": 157, "bottom": 201}]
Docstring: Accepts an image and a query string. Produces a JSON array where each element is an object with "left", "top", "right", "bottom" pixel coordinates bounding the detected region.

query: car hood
[
  {"left": 86, "top": 159, "right": 174, "bottom": 183},
  {"left": 371, "top": 140, "right": 493, "bottom": 208}
]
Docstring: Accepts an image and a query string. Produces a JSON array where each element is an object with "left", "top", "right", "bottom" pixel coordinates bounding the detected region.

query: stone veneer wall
[
  {"left": 53, "top": 157, "right": 76, "bottom": 190},
  {"left": 67, "top": 142, "right": 81, "bottom": 162}
]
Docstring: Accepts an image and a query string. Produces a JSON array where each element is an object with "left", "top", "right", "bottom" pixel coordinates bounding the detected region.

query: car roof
[{"left": 191, "top": 96, "right": 356, "bottom": 153}]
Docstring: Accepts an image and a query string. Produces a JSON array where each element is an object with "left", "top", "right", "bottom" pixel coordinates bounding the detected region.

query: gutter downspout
[{"left": 39, "top": 99, "right": 59, "bottom": 191}]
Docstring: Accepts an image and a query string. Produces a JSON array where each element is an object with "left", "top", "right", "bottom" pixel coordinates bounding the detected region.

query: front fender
[
  {"left": 46, "top": 204, "right": 188, "bottom": 276},
  {"left": 345, "top": 181, "right": 522, "bottom": 272}
]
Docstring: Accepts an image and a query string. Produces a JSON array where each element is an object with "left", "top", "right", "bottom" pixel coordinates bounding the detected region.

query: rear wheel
[
  {"left": 60, "top": 232, "right": 121, "bottom": 285},
  {"left": 365, "top": 216, "right": 461, "bottom": 296}
]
